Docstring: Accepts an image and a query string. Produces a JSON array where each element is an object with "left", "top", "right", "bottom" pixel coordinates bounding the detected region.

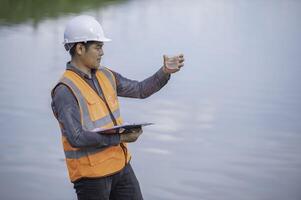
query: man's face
[{"left": 81, "top": 41, "right": 104, "bottom": 69}]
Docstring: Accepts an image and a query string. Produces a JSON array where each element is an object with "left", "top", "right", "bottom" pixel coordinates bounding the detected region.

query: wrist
[{"left": 162, "top": 66, "right": 169, "bottom": 74}]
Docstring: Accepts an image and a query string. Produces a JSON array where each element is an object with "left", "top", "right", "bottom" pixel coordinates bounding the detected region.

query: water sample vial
[{"left": 164, "top": 55, "right": 179, "bottom": 70}]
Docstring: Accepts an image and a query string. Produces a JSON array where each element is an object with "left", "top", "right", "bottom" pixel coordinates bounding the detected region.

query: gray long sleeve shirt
[{"left": 51, "top": 62, "right": 170, "bottom": 149}]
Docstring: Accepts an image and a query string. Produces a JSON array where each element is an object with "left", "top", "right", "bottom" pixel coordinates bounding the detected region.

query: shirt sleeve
[
  {"left": 51, "top": 84, "right": 121, "bottom": 149},
  {"left": 112, "top": 67, "right": 171, "bottom": 98}
]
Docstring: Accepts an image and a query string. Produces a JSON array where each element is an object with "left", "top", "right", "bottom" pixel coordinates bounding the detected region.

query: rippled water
[{"left": 0, "top": 0, "right": 301, "bottom": 199}]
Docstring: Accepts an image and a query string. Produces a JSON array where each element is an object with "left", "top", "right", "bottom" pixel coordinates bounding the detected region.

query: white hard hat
[{"left": 63, "top": 15, "right": 111, "bottom": 50}]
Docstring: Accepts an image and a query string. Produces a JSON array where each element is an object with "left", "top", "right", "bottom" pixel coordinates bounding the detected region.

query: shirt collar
[{"left": 66, "top": 62, "right": 97, "bottom": 79}]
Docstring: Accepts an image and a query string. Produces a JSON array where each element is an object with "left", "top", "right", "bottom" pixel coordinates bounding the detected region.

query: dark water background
[{"left": 0, "top": 0, "right": 301, "bottom": 199}]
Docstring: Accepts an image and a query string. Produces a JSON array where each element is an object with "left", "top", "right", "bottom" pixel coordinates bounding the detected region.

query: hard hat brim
[
  {"left": 63, "top": 37, "right": 111, "bottom": 44},
  {"left": 101, "top": 37, "right": 111, "bottom": 42}
]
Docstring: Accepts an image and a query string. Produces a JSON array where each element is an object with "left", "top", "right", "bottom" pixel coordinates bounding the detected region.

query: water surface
[{"left": 0, "top": 0, "right": 301, "bottom": 199}]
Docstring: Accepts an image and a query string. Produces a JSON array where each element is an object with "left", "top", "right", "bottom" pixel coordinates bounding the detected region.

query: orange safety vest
[{"left": 52, "top": 67, "right": 131, "bottom": 182}]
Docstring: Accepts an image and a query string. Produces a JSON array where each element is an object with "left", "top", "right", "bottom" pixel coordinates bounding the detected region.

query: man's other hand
[{"left": 120, "top": 128, "right": 143, "bottom": 143}]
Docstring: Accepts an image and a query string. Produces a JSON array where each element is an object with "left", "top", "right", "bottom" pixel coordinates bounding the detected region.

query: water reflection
[
  {"left": 0, "top": 0, "right": 127, "bottom": 25},
  {"left": 141, "top": 148, "right": 171, "bottom": 155}
]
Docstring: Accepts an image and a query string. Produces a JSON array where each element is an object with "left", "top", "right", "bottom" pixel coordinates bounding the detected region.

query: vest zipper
[{"left": 92, "top": 73, "right": 128, "bottom": 167}]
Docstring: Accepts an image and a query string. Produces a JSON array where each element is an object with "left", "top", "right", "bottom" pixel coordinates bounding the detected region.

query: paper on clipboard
[{"left": 92, "top": 122, "right": 154, "bottom": 134}]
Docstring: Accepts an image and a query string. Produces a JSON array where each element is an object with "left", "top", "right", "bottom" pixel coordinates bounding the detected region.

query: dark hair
[{"left": 69, "top": 41, "right": 96, "bottom": 57}]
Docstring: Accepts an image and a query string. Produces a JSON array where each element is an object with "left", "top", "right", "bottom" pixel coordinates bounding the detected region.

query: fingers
[
  {"left": 178, "top": 63, "right": 184, "bottom": 69},
  {"left": 178, "top": 57, "right": 184, "bottom": 64},
  {"left": 127, "top": 128, "right": 143, "bottom": 137},
  {"left": 178, "top": 54, "right": 184, "bottom": 64},
  {"left": 163, "top": 55, "right": 167, "bottom": 63},
  {"left": 178, "top": 54, "right": 184, "bottom": 69},
  {"left": 135, "top": 128, "right": 143, "bottom": 135},
  {"left": 131, "top": 127, "right": 142, "bottom": 132}
]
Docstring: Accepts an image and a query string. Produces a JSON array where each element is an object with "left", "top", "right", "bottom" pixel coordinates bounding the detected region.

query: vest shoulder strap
[{"left": 98, "top": 67, "right": 117, "bottom": 91}]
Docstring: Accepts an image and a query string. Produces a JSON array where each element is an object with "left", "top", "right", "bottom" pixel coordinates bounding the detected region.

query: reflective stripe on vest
[
  {"left": 60, "top": 77, "right": 120, "bottom": 131},
  {"left": 54, "top": 67, "right": 130, "bottom": 182},
  {"left": 64, "top": 146, "right": 108, "bottom": 159},
  {"left": 100, "top": 67, "right": 116, "bottom": 91}
]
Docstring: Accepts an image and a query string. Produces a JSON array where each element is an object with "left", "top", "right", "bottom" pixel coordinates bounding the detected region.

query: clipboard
[{"left": 92, "top": 122, "right": 154, "bottom": 134}]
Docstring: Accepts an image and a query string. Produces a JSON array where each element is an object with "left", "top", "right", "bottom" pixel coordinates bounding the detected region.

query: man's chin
[{"left": 92, "top": 63, "right": 101, "bottom": 69}]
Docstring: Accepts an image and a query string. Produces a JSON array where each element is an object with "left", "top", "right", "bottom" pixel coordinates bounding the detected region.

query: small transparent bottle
[{"left": 164, "top": 55, "right": 180, "bottom": 70}]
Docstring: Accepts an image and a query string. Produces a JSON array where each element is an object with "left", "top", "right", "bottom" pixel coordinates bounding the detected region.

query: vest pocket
[{"left": 86, "top": 101, "right": 106, "bottom": 121}]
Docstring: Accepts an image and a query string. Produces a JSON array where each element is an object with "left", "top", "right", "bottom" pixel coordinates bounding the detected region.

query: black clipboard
[{"left": 92, "top": 122, "right": 154, "bottom": 134}]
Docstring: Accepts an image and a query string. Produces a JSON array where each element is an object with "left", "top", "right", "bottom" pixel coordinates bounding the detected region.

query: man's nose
[{"left": 100, "top": 49, "right": 104, "bottom": 56}]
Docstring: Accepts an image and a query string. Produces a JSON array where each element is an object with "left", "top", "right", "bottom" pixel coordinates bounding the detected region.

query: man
[{"left": 51, "top": 15, "right": 184, "bottom": 200}]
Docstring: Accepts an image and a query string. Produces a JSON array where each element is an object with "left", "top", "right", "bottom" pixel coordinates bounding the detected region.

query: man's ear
[{"left": 75, "top": 43, "right": 85, "bottom": 56}]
